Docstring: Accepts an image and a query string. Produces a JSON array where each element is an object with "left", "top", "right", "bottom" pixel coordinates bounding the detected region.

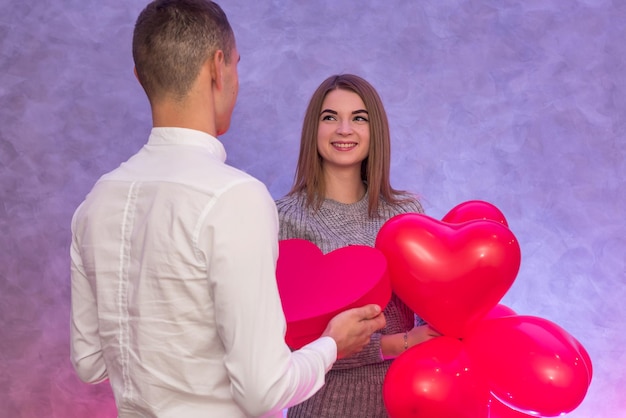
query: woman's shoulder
[
  {"left": 275, "top": 192, "right": 307, "bottom": 215},
  {"left": 383, "top": 192, "right": 424, "bottom": 215},
  {"left": 401, "top": 193, "right": 425, "bottom": 213}
]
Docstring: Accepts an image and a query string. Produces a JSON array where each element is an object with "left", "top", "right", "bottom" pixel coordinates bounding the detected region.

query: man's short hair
[{"left": 132, "top": 0, "right": 235, "bottom": 101}]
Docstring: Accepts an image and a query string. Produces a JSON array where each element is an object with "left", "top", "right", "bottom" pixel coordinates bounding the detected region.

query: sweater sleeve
[
  {"left": 326, "top": 292, "right": 414, "bottom": 370},
  {"left": 327, "top": 333, "right": 385, "bottom": 370}
]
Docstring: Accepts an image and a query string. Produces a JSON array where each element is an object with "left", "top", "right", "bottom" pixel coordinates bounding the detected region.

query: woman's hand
[
  {"left": 380, "top": 324, "right": 442, "bottom": 359},
  {"left": 407, "top": 323, "right": 441, "bottom": 347}
]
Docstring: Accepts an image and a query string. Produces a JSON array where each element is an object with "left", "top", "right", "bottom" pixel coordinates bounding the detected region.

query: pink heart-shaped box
[{"left": 276, "top": 238, "right": 391, "bottom": 349}]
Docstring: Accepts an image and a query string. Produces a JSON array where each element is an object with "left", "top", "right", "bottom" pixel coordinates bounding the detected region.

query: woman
[{"left": 276, "top": 74, "right": 440, "bottom": 417}]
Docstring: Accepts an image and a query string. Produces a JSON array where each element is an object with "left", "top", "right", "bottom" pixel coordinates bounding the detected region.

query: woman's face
[{"left": 316, "top": 89, "right": 370, "bottom": 173}]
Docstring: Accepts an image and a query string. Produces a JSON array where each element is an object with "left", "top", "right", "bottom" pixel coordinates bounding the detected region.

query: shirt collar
[{"left": 148, "top": 127, "right": 227, "bottom": 163}]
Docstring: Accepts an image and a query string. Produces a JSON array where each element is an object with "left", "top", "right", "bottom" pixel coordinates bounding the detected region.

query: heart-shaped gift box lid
[{"left": 276, "top": 238, "right": 391, "bottom": 349}]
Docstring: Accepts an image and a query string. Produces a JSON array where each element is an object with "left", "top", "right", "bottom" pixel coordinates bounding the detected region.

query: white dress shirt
[{"left": 70, "top": 127, "right": 336, "bottom": 418}]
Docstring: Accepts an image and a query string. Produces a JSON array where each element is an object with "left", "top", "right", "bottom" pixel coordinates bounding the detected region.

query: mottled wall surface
[{"left": 1, "top": 0, "right": 624, "bottom": 417}]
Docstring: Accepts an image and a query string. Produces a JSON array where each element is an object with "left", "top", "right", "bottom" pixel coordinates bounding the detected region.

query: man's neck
[
  {"left": 151, "top": 97, "right": 217, "bottom": 137},
  {"left": 139, "top": 53, "right": 223, "bottom": 137}
]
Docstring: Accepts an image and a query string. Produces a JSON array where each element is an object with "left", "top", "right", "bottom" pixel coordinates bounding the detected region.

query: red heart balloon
[
  {"left": 483, "top": 303, "right": 517, "bottom": 320},
  {"left": 466, "top": 303, "right": 518, "bottom": 335},
  {"left": 383, "top": 336, "right": 490, "bottom": 418},
  {"left": 276, "top": 239, "right": 391, "bottom": 349},
  {"left": 464, "top": 315, "right": 592, "bottom": 417},
  {"left": 375, "top": 213, "right": 521, "bottom": 338},
  {"left": 488, "top": 395, "right": 535, "bottom": 418},
  {"left": 442, "top": 200, "right": 509, "bottom": 227}
]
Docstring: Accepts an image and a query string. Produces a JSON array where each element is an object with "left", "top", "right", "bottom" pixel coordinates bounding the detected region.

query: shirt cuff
[{"left": 302, "top": 336, "right": 337, "bottom": 373}]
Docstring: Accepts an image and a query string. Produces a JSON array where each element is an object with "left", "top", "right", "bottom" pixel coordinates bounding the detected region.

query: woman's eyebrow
[{"left": 319, "top": 109, "right": 368, "bottom": 115}]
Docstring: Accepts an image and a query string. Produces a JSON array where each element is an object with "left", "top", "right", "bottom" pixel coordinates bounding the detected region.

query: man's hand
[{"left": 322, "top": 304, "right": 386, "bottom": 359}]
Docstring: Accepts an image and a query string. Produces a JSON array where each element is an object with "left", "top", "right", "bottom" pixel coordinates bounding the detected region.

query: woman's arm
[{"left": 380, "top": 324, "right": 441, "bottom": 359}]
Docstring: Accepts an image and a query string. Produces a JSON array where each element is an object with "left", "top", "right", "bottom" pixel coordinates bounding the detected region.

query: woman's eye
[
  {"left": 321, "top": 114, "right": 336, "bottom": 121},
  {"left": 354, "top": 115, "right": 368, "bottom": 122}
]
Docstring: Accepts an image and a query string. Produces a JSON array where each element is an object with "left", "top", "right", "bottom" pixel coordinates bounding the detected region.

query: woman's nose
[{"left": 336, "top": 120, "right": 353, "bottom": 135}]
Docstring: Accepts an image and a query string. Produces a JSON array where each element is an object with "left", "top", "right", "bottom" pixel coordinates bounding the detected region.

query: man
[{"left": 69, "top": 1, "right": 385, "bottom": 417}]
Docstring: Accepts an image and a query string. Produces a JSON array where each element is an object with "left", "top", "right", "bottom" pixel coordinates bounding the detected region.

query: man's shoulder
[
  {"left": 97, "top": 150, "right": 265, "bottom": 194},
  {"left": 212, "top": 162, "right": 267, "bottom": 194}
]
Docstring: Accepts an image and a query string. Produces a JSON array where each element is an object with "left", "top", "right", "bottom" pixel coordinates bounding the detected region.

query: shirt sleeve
[
  {"left": 69, "top": 204, "right": 109, "bottom": 384},
  {"left": 202, "top": 179, "right": 337, "bottom": 417}
]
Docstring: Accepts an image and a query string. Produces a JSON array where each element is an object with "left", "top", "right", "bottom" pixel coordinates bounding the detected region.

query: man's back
[{"left": 71, "top": 128, "right": 285, "bottom": 417}]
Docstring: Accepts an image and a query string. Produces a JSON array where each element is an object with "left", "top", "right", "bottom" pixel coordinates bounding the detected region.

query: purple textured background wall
[{"left": 1, "top": 0, "right": 624, "bottom": 417}]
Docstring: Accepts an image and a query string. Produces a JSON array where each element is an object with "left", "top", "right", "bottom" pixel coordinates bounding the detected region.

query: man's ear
[{"left": 211, "top": 49, "right": 225, "bottom": 91}]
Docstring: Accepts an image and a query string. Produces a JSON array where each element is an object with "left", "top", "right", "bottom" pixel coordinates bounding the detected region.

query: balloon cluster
[{"left": 375, "top": 201, "right": 592, "bottom": 418}]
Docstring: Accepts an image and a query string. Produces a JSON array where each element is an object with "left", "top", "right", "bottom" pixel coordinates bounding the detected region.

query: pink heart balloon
[
  {"left": 483, "top": 303, "right": 517, "bottom": 320},
  {"left": 488, "top": 395, "right": 535, "bottom": 418},
  {"left": 466, "top": 303, "right": 518, "bottom": 335},
  {"left": 375, "top": 213, "right": 521, "bottom": 338},
  {"left": 464, "top": 315, "right": 592, "bottom": 416},
  {"left": 442, "top": 200, "right": 509, "bottom": 227},
  {"left": 276, "top": 238, "right": 391, "bottom": 349},
  {"left": 383, "top": 336, "right": 489, "bottom": 418}
]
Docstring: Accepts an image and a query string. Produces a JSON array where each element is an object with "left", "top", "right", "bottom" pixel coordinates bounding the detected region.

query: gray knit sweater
[{"left": 276, "top": 191, "right": 424, "bottom": 418}]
